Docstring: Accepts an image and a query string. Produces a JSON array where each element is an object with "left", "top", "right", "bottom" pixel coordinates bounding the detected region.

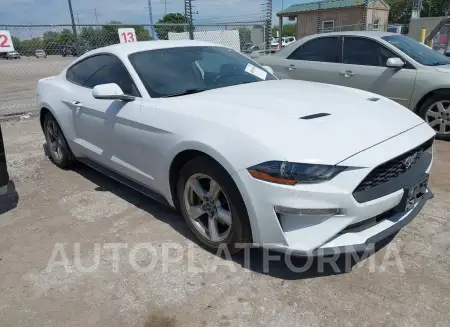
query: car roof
[
  {"left": 85, "top": 40, "right": 226, "bottom": 57},
  {"left": 301, "top": 31, "right": 399, "bottom": 41}
]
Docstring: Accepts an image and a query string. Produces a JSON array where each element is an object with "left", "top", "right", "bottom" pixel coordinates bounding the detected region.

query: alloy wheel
[
  {"left": 425, "top": 100, "right": 450, "bottom": 135},
  {"left": 183, "top": 173, "right": 232, "bottom": 243},
  {"left": 46, "top": 120, "right": 64, "bottom": 161}
]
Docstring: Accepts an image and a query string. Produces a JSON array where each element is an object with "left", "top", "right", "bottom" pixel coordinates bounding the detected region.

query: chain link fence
[{"left": 0, "top": 22, "right": 266, "bottom": 117}]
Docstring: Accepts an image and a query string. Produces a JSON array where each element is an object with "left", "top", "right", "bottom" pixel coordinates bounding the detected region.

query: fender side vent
[
  {"left": 367, "top": 97, "right": 380, "bottom": 102},
  {"left": 299, "top": 113, "right": 330, "bottom": 120}
]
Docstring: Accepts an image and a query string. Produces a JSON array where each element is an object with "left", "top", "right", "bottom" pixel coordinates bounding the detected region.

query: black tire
[
  {"left": 177, "top": 156, "right": 252, "bottom": 254},
  {"left": 418, "top": 92, "right": 450, "bottom": 141},
  {"left": 43, "top": 113, "right": 75, "bottom": 169}
]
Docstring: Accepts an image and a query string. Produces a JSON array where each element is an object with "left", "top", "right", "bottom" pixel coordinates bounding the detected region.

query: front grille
[{"left": 354, "top": 137, "right": 434, "bottom": 193}]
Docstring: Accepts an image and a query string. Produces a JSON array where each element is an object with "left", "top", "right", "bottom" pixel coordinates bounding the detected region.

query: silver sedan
[{"left": 255, "top": 31, "right": 450, "bottom": 140}]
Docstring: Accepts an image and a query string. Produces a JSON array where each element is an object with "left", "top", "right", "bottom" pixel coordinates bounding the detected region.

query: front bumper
[
  {"left": 232, "top": 123, "right": 435, "bottom": 255},
  {"left": 270, "top": 189, "right": 433, "bottom": 256}
]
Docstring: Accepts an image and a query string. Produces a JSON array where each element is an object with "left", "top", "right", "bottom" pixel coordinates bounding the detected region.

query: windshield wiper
[{"left": 163, "top": 88, "right": 208, "bottom": 98}]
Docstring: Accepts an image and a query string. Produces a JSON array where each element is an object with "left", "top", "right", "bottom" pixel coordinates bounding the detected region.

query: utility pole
[
  {"left": 184, "top": 0, "right": 194, "bottom": 40},
  {"left": 164, "top": 0, "right": 168, "bottom": 15},
  {"left": 265, "top": 0, "right": 272, "bottom": 46},
  {"left": 76, "top": 12, "right": 80, "bottom": 25},
  {"left": 67, "top": 0, "right": 79, "bottom": 55},
  {"left": 147, "top": 0, "right": 156, "bottom": 39},
  {"left": 94, "top": 8, "right": 99, "bottom": 24}
]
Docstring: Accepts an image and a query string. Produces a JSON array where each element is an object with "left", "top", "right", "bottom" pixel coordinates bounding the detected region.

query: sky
[{"left": 0, "top": 0, "right": 303, "bottom": 26}]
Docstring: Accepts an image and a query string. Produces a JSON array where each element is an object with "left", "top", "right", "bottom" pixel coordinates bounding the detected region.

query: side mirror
[
  {"left": 262, "top": 65, "right": 274, "bottom": 75},
  {"left": 386, "top": 57, "right": 404, "bottom": 68},
  {"left": 92, "top": 83, "right": 135, "bottom": 102}
]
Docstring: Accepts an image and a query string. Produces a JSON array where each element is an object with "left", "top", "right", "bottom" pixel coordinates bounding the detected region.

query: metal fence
[{"left": 0, "top": 22, "right": 266, "bottom": 117}]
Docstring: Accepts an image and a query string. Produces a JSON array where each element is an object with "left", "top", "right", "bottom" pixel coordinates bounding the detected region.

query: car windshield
[
  {"left": 382, "top": 35, "right": 450, "bottom": 66},
  {"left": 128, "top": 46, "right": 276, "bottom": 98}
]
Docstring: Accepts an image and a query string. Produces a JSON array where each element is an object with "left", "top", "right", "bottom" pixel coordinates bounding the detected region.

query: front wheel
[
  {"left": 43, "top": 113, "right": 75, "bottom": 168},
  {"left": 177, "top": 157, "right": 252, "bottom": 254},
  {"left": 418, "top": 93, "right": 450, "bottom": 141}
]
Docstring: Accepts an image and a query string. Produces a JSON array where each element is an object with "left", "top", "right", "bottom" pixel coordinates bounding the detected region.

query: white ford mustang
[{"left": 37, "top": 40, "right": 435, "bottom": 255}]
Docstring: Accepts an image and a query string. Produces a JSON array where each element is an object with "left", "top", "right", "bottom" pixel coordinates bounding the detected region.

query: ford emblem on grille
[{"left": 403, "top": 152, "right": 421, "bottom": 169}]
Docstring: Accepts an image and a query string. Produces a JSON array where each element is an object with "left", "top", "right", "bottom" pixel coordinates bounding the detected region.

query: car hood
[
  {"left": 433, "top": 65, "right": 450, "bottom": 73},
  {"left": 171, "top": 80, "right": 426, "bottom": 165}
]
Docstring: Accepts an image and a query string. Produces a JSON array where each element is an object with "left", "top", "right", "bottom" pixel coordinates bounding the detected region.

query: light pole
[{"left": 67, "top": 0, "right": 80, "bottom": 55}]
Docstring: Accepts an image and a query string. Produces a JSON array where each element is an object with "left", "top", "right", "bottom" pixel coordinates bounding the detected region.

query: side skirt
[{"left": 44, "top": 142, "right": 172, "bottom": 208}]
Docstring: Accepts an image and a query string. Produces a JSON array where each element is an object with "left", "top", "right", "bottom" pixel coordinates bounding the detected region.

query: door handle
[
  {"left": 288, "top": 64, "right": 296, "bottom": 71},
  {"left": 339, "top": 70, "right": 355, "bottom": 77},
  {"left": 72, "top": 100, "right": 82, "bottom": 107}
]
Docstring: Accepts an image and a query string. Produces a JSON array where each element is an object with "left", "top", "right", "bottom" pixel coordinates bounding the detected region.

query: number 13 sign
[
  {"left": 118, "top": 28, "right": 137, "bottom": 44},
  {"left": 0, "top": 31, "right": 15, "bottom": 53}
]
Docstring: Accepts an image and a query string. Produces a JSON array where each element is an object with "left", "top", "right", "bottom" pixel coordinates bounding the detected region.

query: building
[{"left": 277, "top": 0, "right": 390, "bottom": 39}]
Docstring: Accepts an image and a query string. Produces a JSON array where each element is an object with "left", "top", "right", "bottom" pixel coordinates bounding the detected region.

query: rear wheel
[
  {"left": 177, "top": 157, "right": 252, "bottom": 254},
  {"left": 43, "top": 113, "right": 75, "bottom": 168},
  {"left": 418, "top": 92, "right": 450, "bottom": 141}
]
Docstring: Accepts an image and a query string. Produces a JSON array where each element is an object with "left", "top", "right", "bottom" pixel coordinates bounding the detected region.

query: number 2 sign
[
  {"left": 118, "top": 28, "right": 137, "bottom": 44},
  {"left": 0, "top": 31, "right": 15, "bottom": 53}
]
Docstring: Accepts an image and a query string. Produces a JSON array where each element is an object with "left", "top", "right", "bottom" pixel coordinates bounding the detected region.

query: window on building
[
  {"left": 373, "top": 19, "right": 380, "bottom": 31},
  {"left": 322, "top": 20, "right": 334, "bottom": 33}
]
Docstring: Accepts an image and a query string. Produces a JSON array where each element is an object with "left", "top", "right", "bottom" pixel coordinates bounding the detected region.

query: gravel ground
[
  {"left": 0, "top": 56, "right": 73, "bottom": 117},
  {"left": 0, "top": 117, "right": 449, "bottom": 327}
]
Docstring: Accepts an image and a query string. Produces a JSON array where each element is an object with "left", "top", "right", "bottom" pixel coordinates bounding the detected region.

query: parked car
[
  {"left": 62, "top": 45, "right": 91, "bottom": 57},
  {"left": 242, "top": 43, "right": 260, "bottom": 54},
  {"left": 282, "top": 36, "right": 296, "bottom": 47},
  {"left": 35, "top": 49, "right": 47, "bottom": 58},
  {"left": 37, "top": 40, "right": 435, "bottom": 255},
  {"left": 1, "top": 51, "right": 21, "bottom": 59},
  {"left": 256, "top": 31, "right": 450, "bottom": 140},
  {"left": 386, "top": 24, "right": 408, "bottom": 34}
]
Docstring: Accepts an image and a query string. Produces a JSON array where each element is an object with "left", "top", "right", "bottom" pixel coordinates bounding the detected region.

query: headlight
[{"left": 247, "top": 161, "right": 347, "bottom": 185}]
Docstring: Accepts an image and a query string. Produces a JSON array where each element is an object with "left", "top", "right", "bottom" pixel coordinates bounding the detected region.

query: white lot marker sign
[
  {"left": 118, "top": 28, "right": 137, "bottom": 44},
  {"left": 0, "top": 30, "right": 15, "bottom": 52}
]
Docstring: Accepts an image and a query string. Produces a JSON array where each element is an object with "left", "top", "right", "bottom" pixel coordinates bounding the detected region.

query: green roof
[{"left": 278, "top": 0, "right": 370, "bottom": 15}]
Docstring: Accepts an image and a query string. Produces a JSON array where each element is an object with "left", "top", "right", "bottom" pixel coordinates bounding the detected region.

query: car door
[
  {"left": 65, "top": 54, "right": 146, "bottom": 182},
  {"left": 339, "top": 36, "right": 417, "bottom": 107},
  {"left": 275, "top": 36, "right": 343, "bottom": 84}
]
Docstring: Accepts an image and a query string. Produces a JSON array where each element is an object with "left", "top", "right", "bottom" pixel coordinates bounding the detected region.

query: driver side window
[{"left": 343, "top": 37, "right": 396, "bottom": 67}]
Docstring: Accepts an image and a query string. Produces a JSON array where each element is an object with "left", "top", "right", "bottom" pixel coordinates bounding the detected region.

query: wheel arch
[
  {"left": 414, "top": 88, "right": 450, "bottom": 113},
  {"left": 167, "top": 142, "right": 238, "bottom": 210},
  {"left": 39, "top": 104, "right": 67, "bottom": 135}
]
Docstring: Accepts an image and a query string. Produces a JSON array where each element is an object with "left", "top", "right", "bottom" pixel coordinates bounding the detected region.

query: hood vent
[
  {"left": 367, "top": 97, "right": 380, "bottom": 102},
  {"left": 299, "top": 113, "right": 330, "bottom": 120}
]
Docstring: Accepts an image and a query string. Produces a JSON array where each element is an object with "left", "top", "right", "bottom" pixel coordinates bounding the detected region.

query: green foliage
[
  {"left": 386, "top": 0, "right": 450, "bottom": 24},
  {"left": 238, "top": 27, "right": 252, "bottom": 49},
  {"left": 154, "top": 13, "right": 187, "bottom": 40},
  {"left": 272, "top": 24, "right": 296, "bottom": 37},
  {"left": 11, "top": 21, "right": 153, "bottom": 55}
]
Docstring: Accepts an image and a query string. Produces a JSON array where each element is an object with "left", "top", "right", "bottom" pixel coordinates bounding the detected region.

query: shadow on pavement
[
  {"left": 0, "top": 180, "right": 19, "bottom": 215},
  {"left": 74, "top": 163, "right": 397, "bottom": 281}
]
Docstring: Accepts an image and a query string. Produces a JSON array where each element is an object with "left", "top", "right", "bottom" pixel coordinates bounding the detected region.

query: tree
[
  {"left": 385, "top": 0, "right": 413, "bottom": 24},
  {"left": 20, "top": 38, "right": 43, "bottom": 55},
  {"left": 11, "top": 36, "right": 21, "bottom": 52},
  {"left": 154, "top": 13, "right": 187, "bottom": 40},
  {"left": 238, "top": 27, "right": 252, "bottom": 50},
  {"left": 42, "top": 31, "right": 61, "bottom": 55},
  {"left": 385, "top": 0, "right": 450, "bottom": 24},
  {"left": 101, "top": 21, "right": 152, "bottom": 46},
  {"left": 272, "top": 24, "right": 296, "bottom": 37}
]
